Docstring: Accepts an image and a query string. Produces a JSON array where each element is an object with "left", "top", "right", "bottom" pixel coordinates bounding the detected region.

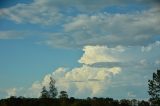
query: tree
[
  {"left": 40, "top": 86, "right": 49, "bottom": 98},
  {"left": 148, "top": 70, "right": 160, "bottom": 105},
  {"left": 120, "top": 99, "right": 130, "bottom": 106},
  {"left": 59, "top": 91, "right": 68, "bottom": 99},
  {"left": 49, "top": 77, "right": 58, "bottom": 98},
  {"left": 138, "top": 100, "right": 149, "bottom": 106}
]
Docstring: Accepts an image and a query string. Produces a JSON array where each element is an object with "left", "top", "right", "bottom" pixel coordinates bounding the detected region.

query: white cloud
[
  {"left": 6, "top": 88, "right": 17, "bottom": 97},
  {"left": 5, "top": 87, "right": 28, "bottom": 98},
  {"left": 30, "top": 65, "right": 121, "bottom": 98},
  {"left": 45, "top": 7, "right": 160, "bottom": 48},
  {"left": 127, "top": 92, "right": 136, "bottom": 98},
  {"left": 155, "top": 60, "right": 160, "bottom": 66},
  {"left": 28, "top": 82, "right": 42, "bottom": 97},
  {"left": 139, "top": 59, "right": 147, "bottom": 66},
  {"left": 27, "top": 74, "right": 52, "bottom": 98},
  {"left": 75, "top": 43, "right": 159, "bottom": 99},
  {"left": 0, "top": 2, "right": 63, "bottom": 25},
  {"left": 79, "top": 45, "right": 125, "bottom": 65},
  {"left": 2, "top": 41, "right": 159, "bottom": 99},
  {"left": 79, "top": 41, "right": 160, "bottom": 67},
  {"left": 141, "top": 41, "right": 160, "bottom": 52},
  {"left": 0, "top": 0, "right": 159, "bottom": 47},
  {"left": 29, "top": 42, "right": 159, "bottom": 98}
]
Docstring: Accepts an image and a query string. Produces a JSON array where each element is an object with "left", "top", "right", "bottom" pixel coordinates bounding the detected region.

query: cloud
[
  {"left": 30, "top": 65, "right": 121, "bottom": 98},
  {"left": 155, "top": 60, "right": 160, "bottom": 66},
  {"left": 6, "top": 88, "right": 17, "bottom": 97},
  {"left": 141, "top": 41, "right": 160, "bottom": 52},
  {"left": 24, "top": 0, "right": 160, "bottom": 12},
  {"left": 18, "top": 42, "right": 160, "bottom": 98},
  {"left": 0, "top": 0, "right": 159, "bottom": 48},
  {"left": 79, "top": 41, "right": 160, "bottom": 68},
  {"left": 0, "top": 2, "right": 63, "bottom": 25},
  {"left": 2, "top": 41, "right": 159, "bottom": 99},
  {"left": 79, "top": 45, "right": 125, "bottom": 65},
  {"left": 44, "top": 7, "right": 160, "bottom": 48},
  {"left": 127, "top": 92, "right": 136, "bottom": 98},
  {"left": 76, "top": 43, "right": 159, "bottom": 99},
  {"left": 28, "top": 82, "right": 42, "bottom": 97},
  {"left": 0, "top": 31, "right": 27, "bottom": 39},
  {"left": 0, "top": 0, "right": 159, "bottom": 100},
  {"left": 5, "top": 87, "right": 28, "bottom": 98}
]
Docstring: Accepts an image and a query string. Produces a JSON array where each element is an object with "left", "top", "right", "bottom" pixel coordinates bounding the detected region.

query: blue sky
[{"left": 0, "top": 0, "right": 160, "bottom": 99}]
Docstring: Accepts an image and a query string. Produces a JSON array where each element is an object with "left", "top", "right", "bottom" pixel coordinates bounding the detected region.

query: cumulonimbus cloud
[
  {"left": 30, "top": 65, "right": 121, "bottom": 98},
  {"left": 4, "top": 42, "right": 160, "bottom": 98},
  {"left": 79, "top": 45, "right": 125, "bottom": 65}
]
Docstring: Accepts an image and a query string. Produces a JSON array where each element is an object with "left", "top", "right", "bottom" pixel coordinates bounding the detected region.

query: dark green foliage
[
  {"left": 0, "top": 97, "right": 150, "bottom": 106},
  {"left": 40, "top": 86, "right": 50, "bottom": 98},
  {"left": 59, "top": 91, "right": 68, "bottom": 99},
  {"left": 49, "top": 77, "right": 58, "bottom": 98},
  {"left": 120, "top": 99, "right": 130, "bottom": 106},
  {"left": 138, "top": 100, "right": 149, "bottom": 106},
  {"left": 148, "top": 70, "right": 160, "bottom": 105},
  {"left": 40, "top": 77, "right": 58, "bottom": 99}
]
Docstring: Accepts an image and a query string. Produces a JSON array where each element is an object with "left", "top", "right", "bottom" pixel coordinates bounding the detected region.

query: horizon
[{"left": 0, "top": 0, "right": 160, "bottom": 100}]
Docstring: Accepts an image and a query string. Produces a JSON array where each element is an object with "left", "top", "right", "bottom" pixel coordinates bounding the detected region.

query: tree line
[
  {"left": 0, "top": 96, "right": 150, "bottom": 106},
  {"left": 40, "top": 77, "right": 68, "bottom": 99},
  {"left": 0, "top": 69, "right": 159, "bottom": 106}
]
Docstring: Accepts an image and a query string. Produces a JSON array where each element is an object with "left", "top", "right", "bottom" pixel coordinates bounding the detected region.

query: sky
[{"left": 0, "top": 0, "right": 160, "bottom": 100}]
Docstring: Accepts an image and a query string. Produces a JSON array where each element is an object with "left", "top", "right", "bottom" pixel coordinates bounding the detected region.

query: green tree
[
  {"left": 59, "top": 91, "right": 68, "bottom": 99},
  {"left": 49, "top": 77, "right": 58, "bottom": 98},
  {"left": 148, "top": 70, "right": 160, "bottom": 105},
  {"left": 40, "top": 86, "right": 49, "bottom": 98}
]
